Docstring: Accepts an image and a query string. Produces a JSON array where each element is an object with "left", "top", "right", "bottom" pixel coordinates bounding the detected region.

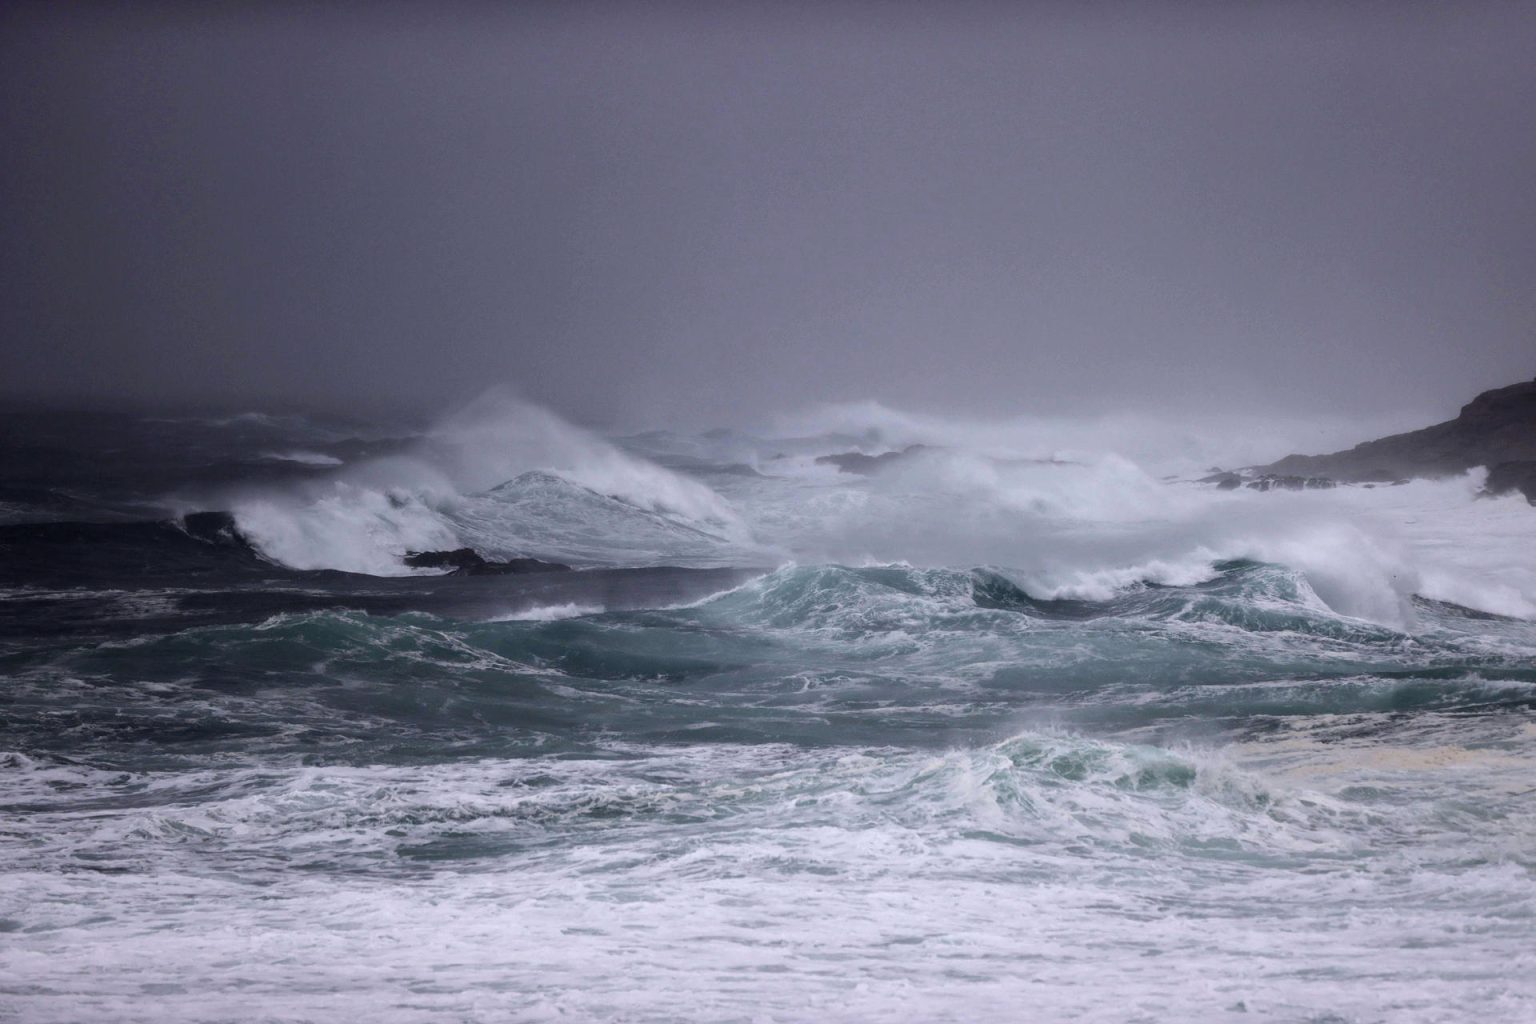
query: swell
[
  {"left": 8, "top": 721, "right": 1534, "bottom": 884},
  {"left": 6, "top": 562, "right": 1533, "bottom": 765}
]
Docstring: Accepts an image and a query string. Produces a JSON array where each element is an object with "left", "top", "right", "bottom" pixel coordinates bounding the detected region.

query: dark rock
[
  {"left": 649, "top": 454, "right": 764, "bottom": 477},
  {"left": 1482, "top": 460, "right": 1536, "bottom": 504},
  {"left": 1198, "top": 471, "right": 1336, "bottom": 491},
  {"left": 1258, "top": 376, "right": 1536, "bottom": 483},
  {"left": 815, "top": 444, "right": 931, "bottom": 475},
  {"left": 1243, "top": 474, "right": 1337, "bottom": 492},
  {"left": 404, "top": 548, "right": 572, "bottom": 575},
  {"left": 1198, "top": 471, "right": 1244, "bottom": 490},
  {"left": 403, "top": 547, "right": 485, "bottom": 571}
]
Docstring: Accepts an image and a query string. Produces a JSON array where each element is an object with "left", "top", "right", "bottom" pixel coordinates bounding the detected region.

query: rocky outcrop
[
  {"left": 1481, "top": 461, "right": 1536, "bottom": 504},
  {"left": 1259, "top": 377, "right": 1536, "bottom": 483},
  {"left": 403, "top": 548, "right": 572, "bottom": 575},
  {"left": 1199, "top": 471, "right": 1339, "bottom": 492},
  {"left": 815, "top": 445, "right": 932, "bottom": 475}
]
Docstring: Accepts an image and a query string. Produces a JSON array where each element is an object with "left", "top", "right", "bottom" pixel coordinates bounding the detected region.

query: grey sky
[{"left": 3, "top": 2, "right": 1533, "bottom": 428}]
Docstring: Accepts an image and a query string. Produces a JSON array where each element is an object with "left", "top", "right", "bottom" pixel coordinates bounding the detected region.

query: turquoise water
[{"left": 2, "top": 408, "right": 1535, "bottom": 1022}]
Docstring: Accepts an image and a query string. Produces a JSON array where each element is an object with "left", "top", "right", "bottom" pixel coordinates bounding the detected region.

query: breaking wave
[
  {"left": 223, "top": 391, "right": 758, "bottom": 574},
  {"left": 7, "top": 392, "right": 1536, "bottom": 1023},
  {"left": 197, "top": 393, "right": 1536, "bottom": 630}
]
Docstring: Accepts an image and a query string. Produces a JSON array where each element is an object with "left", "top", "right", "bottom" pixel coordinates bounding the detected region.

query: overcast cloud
[{"left": 2, "top": 2, "right": 1533, "bottom": 427}]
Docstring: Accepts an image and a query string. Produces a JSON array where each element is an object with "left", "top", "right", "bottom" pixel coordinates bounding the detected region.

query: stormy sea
[{"left": 3, "top": 394, "right": 1534, "bottom": 1024}]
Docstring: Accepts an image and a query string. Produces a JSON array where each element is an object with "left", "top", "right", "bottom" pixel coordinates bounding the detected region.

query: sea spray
[
  {"left": 7, "top": 397, "right": 1535, "bottom": 1024},
  {"left": 226, "top": 391, "right": 753, "bottom": 574}
]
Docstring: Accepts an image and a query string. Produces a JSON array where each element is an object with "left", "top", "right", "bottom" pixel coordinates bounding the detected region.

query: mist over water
[
  {"left": 3, "top": 393, "right": 1534, "bottom": 1023},
  {"left": 4, "top": 2, "right": 1536, "bottom": 1021},
  {"left": 216, "top": 391, "right": 1536, "bottom": 623}
]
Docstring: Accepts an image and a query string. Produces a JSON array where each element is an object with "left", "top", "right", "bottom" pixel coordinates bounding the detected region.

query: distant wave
[
  {"left": 225, "top": 391, "right": 759, "bottom": 575},
  {"left": 258, "top": 450, "right": 344, "bottom": 467},
  {"left": 169, "top": 392, "right": 1536, "bottom": 625}
]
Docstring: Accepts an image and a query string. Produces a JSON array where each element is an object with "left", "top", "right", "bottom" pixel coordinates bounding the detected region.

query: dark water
[{"left": 2, "top": 407, "right": 1534, "bottom": 1023}]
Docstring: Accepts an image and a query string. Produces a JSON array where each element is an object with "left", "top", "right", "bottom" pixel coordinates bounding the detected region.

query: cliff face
[{"left": 1262, "top": 378, "right": 1536, "bottom": 483}]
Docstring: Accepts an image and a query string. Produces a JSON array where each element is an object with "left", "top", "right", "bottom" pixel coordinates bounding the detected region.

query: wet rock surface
[
  {"left": 1259, "top": 377, "right": 1536, "bottom": 483},
  {"left": 403, "top": 547, "right": 572, "bottom": 575}
]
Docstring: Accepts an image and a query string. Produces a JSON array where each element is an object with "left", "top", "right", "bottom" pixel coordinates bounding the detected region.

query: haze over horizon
[
  {"left": 3, "top": 2, "right": 1534, "bottom": 429},
  {"left": 6, "top": 8, "right": 1536, "bottom": 1021}
]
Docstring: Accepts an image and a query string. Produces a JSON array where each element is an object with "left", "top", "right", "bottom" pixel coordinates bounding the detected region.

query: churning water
[{"left": 2, "top": 398, "right": 1534, "bottom": 1022}]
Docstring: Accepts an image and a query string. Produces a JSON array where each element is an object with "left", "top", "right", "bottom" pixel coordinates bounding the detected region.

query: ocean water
[{"left": 2, "top": 398, "right": 1535, "bottom": 1023}]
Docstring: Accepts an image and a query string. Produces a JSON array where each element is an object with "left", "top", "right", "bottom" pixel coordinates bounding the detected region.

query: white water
[
  {"left": 229, "top": 391, "right": 757, "bottom": 574},
  {"left": 9, "top": 391, "right": 1536, "bottom": 1022},
  {"left": 489, "top": 600, "right": 606, "bottom": 621},
  {"left": 223, "top": 393, "right": 1536, "bottom": 625},
  {"left": 710, "top": 441, "right": 1536, "bottom": 627},
  {"left": 6, "top": 719, "right": 1534, "bottom": 1023}
]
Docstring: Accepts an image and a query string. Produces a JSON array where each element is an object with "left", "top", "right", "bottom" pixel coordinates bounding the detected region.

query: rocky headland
[
  {"left": 1246, "top": 377, "right": 1536, "bottom": 503},
  {"left": 402, "top": 548, "right": 572, "bottom": 575}
]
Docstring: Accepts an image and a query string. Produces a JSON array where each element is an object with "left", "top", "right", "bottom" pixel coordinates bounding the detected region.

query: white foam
[
  {"left": 432, "top": 390, "right": 742, "bottom": 527},
  {"left": 227, "top": 390, "right": 750, "bottom": 574},
  {"left": 221, "top": 396, "right": 1536, "bottom": 623},
  {"left": 5, "top": 730, "right": 1534, "bottom": 1023},
  {"left": 489, "top": 602, "right": 605, "bottom": 622},
  {"left": 714, "top": 423, "right": 1536, "bottom": 625},
  {"left": 232, "top": 483, "right": 459, "bottom": 576},
  {"left": 259, "top": 450, "right": 343, "bottom": 466}
]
